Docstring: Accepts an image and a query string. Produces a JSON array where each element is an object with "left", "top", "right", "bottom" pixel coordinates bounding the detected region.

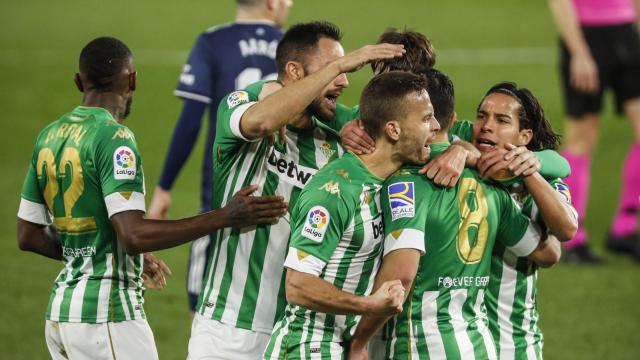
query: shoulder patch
[
  {"left": 553, "top": 182, "right": 572, "bottom": 204},
  {"left": 388, "top": 182, "right": 415, "bottom": 220},
  {"left": 227, "top": 90, "right": 250, "bottom": 109},
  {"left": 113, "top": 146, "right": 136, "bottom": 180},
  {"left": 301, "top": 206, "right": 330, "bottom": 243}
]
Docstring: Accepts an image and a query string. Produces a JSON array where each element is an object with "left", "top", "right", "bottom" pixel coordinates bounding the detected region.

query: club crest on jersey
[
  {"left": 388, "top": 182, "right": 415, "bottom": 220},
  {"left": 554, "top": 182, "right": 572, "bottom": 204},
  {"left": 302, "top": 206, "right": 330, "bottom": 242},
  {"left": 227, "top": 90, "right": 249, "bottom": 109},
  {"left": 113, "top": 146, "right": 136, "bottom": 180}
]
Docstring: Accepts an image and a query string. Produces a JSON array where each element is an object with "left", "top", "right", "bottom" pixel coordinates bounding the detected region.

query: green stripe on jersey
[
  {"left": 383, "top": 146, "right": 534, "bottom": 359},
  {"left": 21, "top": 106, "right": 145, "bottom": 323},
  {"left": 486, "top": 179, "right": 569, "bottom": 360},
  {"left": 265, "top": 153, "right": 384, "bottom": 359},
  {"left": 198, "top": 81, "right": 353, "bottom": 333}
]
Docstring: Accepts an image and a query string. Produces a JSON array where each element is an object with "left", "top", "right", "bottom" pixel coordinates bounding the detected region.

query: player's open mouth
[
  {"left": 324, "top": 93, "right": 339, "bottom": 108},
  {"left": 476, "top": 138, "right": 496, "bottom": 152}
]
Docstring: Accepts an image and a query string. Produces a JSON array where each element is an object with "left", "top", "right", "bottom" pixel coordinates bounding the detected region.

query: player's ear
[
  {"left": 285, "top": 61, "right": 305, "bottom": 81},
  {"left": 385, "top": 120, "right": 401, "bottom": 141},
  {"left": 129, "top": 71, "right": 137, "bottom": 92},
  {"left": 74, "top": 73, "right": 84, "bottom": 93},
  {"left": 519, "top": 128, "right": 533, "bottom": 146}
]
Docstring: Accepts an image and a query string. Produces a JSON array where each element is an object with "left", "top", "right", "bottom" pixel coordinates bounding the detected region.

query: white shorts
[
  {"left": 45, "top": 319, "right": 158, "bottom": 360},
  {"left": 187, "top": 315, "right": 271, "bottom": 360}
]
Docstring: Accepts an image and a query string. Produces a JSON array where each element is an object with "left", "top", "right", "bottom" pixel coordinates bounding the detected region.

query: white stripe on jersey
[
  {"left": 422, "top": 291, "right": 447, "bottom": 359},
  {"left": 298, "top": 308, "right": 312, "bottom": 360},
  {"left": 187, "top": 235, "right": 210, "bottom": 294},
  {"left": 498, "top": 251, "right": 518, "bottom": 360},
  {"left": 118, "top": 248, "right": 132, "bottom": 320},
  {"left": 449, "top": 289, "right": 475, "bottom": 359},
  {"left": 473, "top": 290, "right": 497, "bottom": 359},
  {"left": 522, "top": 275, "right": 538, "bottom": 360},
  {"left": 68, "top": 257, "right": 93, "bottom": 320},
  {"left": 202, "top": 141, "right": 261, "bottom": 319},
  {"left": 96, "top": 254, "right": 113, "bottom": 322},
  {"left": 49, "top": 257, "right": 74, "bottom": 321}
]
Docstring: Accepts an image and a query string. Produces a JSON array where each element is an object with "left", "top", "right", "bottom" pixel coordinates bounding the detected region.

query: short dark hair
[
  {"left": 481, "top": 82, "right": 561, "bottom": 151},
  {"left": 360, "top": 71, "right": 428, "bottom": 140},
  {"left": 371, "top": 29, "right": 436, "bottom": 74},
  {"left": 79, "top": 36, "right": 132, "bottom": 92},
  {"left": 422, "top": 68, "right": 455, "bottom": 129},
  {"left": 275, "top": 21, "right": 343, "bottom": 77}
]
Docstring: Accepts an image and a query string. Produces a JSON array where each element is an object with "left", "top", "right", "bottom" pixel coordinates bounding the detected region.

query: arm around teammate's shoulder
[
  {"left": 528, "top": 234, "right": 562, "bottom": 268},
  {"left": 110, "top": 185, "right": 288, "bottom": 255}
]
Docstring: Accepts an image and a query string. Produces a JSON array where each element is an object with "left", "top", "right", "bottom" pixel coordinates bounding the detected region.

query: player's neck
[
  {"left": 235, "top": 7, "right": 274, "bottom": 23},
  {"left": 433, "top": 132, "right": 449, "bottom": 144},
  {"left": 358, "top": 142, "right": 403, "bottom": 180},
  {"left": 82, "top": 92, "right": 127, "bottom": 122}
]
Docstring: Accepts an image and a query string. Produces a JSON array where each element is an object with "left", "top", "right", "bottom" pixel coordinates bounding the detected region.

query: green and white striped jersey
[
  {"left": 486, "top": 179, "right": 573, "bottom": 360},
  {"left": 18, "top": 106, "right": 147, "bottom": 323},
  {"left": 382, "top": 144, "right": 541, "bottom": 360},
  {"left": 265, "top": 152, "right": 401, "bottom": 360},
  {"left": 197, "top": 81, "right": 355, "bottom": 333}
]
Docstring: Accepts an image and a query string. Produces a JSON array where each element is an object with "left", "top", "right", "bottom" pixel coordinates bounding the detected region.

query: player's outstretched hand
[
  {"left": 334, "top": 43, "right": 405, "bottom": 74},
  {"left": 367, "top": 280, "right": 405, "bottom": 316},
  {"left": 224, "top": 185, "right": 289, "bottom": 228},
  {"left": 419, "top": 144, "right": 467, "bottom": 188},
  {"left": 503, "top": 143, "right": 540, "bottom": 176},
  {"left": 341, "top": 120, "right": 375, "bottom": 155},
  {"left": 142, "top": 252, "right": 172, "bottom": 290},
  {"left": 148, "top": 186, "right": 171, "bottom": 219},
  {"left": 570, "top": 52, "right": 599, "bottom": 94}
]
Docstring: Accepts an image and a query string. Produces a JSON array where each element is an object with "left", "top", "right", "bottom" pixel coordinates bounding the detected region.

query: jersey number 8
[{"left": 456, "top": 178, "right": 489, "bottom": 264}]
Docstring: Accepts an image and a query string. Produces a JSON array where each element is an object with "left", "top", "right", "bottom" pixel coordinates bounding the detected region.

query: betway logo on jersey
[
  {"left": 302, "top": 206, "right": 330, "bottom": 243},
  {"left": 113, "top": 146, "right": 136, "bottom": 180},
  {"left": 372, "top": 217, "right": 384, "bottom": 240},
  {"left": 266, "top": 149, "right": 318, "bottom": 189},
  {"left": 388, "top": 182, "right": 415, "bottom": 221}
]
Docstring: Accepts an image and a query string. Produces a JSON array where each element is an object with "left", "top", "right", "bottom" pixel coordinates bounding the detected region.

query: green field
[{"left": 1, "top": 0, "right": 639, "bottom": 359}]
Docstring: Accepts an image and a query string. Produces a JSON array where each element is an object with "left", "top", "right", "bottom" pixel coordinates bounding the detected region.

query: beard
[
  {"left": 306, "top": 96, "right": 336, "bottom": 123},
  {"left": 122, "top": 96, "right": 133, "bottom": 120}
]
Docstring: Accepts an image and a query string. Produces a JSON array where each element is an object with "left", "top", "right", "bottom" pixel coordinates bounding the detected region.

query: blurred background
[{"left": 1, "top": 0, "right": 638, "bottom": 359}]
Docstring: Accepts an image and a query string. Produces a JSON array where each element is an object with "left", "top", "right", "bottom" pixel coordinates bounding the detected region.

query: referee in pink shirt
[{"left": 549, "top": 0, "right": 640, "bottom": 264}]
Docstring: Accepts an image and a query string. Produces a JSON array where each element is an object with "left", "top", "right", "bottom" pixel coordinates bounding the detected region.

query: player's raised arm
[
  {"left": 110, "top": 185, "right": 288, "bottom": 255},
  {"left": 238, "top": 42, "right": 405, "bottom": 140}
]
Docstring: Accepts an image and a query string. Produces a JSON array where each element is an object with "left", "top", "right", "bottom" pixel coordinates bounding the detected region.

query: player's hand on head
[
  {"left": 148, "top": 186, "right": 171, "bottom": 220},
  {"left": 503, "top": 143, "right": 541, "bottom": 176},
  {"left": 225, "top": 185, "right": 288, "bottom": 227},
  {"left": 570, "top": 52, "right": 599, "bottom": 94},
  {"left": 368, "top": 279, "right": 404, "bottom": 316},
  {"left": 340, "top": 120, "right": 375, "bottom": 155},
  {"left": 419, "top": 144, "right": 467, "bottom": 188},
  {"left": 335, "top": 43, "right": 405, "bottom": 73},
  {"left": 142, "top": 252, "right": 172, "bottom": 290},
  {"left": 477, "top": 147, "right": 512, "bottom": 180}
]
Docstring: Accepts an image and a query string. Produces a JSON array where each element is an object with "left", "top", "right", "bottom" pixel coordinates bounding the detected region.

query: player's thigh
[
  {"left": 559, "top": 36, "right": 605, "bottom": 118},
  {"left": 188, "top": 315, "right": 270, "bottom": 360},
  {"left": 611, "top": 24, "right": 640, "bottom": 120},
  {"left": 47, "top": 321, "right": 113, "bottom": 360},
  {"left": 109, "top": 319, "right": 159, "bottom": 360}
]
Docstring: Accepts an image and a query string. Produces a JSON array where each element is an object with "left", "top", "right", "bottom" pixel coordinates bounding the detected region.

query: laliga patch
[
  {"left": 227, "top": 91, "right": 249, "bottom": 109},
  {"left": 553, "top": 182, "right": 572, "bottom": 204},
  {"left": 301, "top": 206, "right": 330, "bottom": 243},
  {"left": 113, "top": 146, "right": 136, "bottom": 180},
  {"left": 388, "top": 182, "right": 415, "bottom": 221}
]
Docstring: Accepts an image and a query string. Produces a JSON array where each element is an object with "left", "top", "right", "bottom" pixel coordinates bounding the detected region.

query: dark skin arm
[
  {"left": 17, "top": 220, "right": 62, "bottom": 260},
  {"left": 111, "top": 185, "right": 288, "bottom": 255}
]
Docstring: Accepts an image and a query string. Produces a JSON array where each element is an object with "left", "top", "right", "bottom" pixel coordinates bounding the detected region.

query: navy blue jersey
[{"left": 158, "top": 21, "right": 282, "bottom": 211}]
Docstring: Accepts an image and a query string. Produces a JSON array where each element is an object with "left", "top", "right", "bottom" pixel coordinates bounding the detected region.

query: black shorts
[{"left": 560, "top": 23, "right": 640, "bottom": 117}]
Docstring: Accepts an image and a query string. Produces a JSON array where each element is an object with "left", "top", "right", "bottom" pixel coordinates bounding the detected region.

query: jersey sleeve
[
  {"left": 174, "top": 34, "right": 216, "bottom": 104},
  {"left": 496, "top": 192, "right": 541, "bottom": 257},
  {"left": 381, "top": 177, "right": 426, "bottom": 257},
  {"left": 449, "top": 120, "right": 474, "bottom": 142},
  {"left": 214, "top": 84, "right": 263, "bottom": 149},
  {"left": 284, "top": 183, "right": 351, "bottom": 276},
  {"left": 536, "top": 150, "right": 570, "bottom": 179},
  {"left": 17, "top": 146, "right": 51, "bottom": 225},
  {"left": 94, "top": 125, "right": 146, "bottom": 218}
]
